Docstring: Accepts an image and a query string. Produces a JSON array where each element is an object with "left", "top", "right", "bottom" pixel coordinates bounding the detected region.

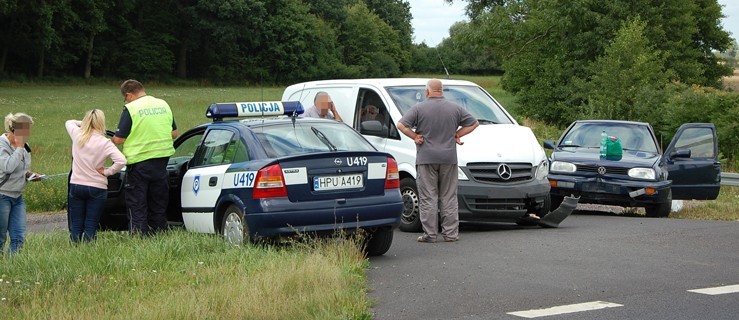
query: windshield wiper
[
  {"left": 559, "top": 144, "right": 581, "bottom": 148},
  {"left": 477, "top": 119, "right": 497, "bottom": 124},
  {"left": 311, "top": 126, "right": 337, "bottom": 151}
]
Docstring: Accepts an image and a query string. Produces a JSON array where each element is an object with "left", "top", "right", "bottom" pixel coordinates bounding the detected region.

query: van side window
[{"left": 356, "top": 89, "right": 398, "bottom": 139}]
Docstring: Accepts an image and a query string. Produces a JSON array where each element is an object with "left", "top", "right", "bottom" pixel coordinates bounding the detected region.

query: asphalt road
[
  {"left": 27, "top": 209, "right": 739, "bottom": 319},
  {"left": 367, "top": 212, "right": 739, "bottom": 320}
]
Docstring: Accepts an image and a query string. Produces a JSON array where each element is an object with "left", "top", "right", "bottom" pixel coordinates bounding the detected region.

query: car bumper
[
  {"left": 245, "top": 194, "right": 403, "bottom": 238},
  {"left": 548, "top": 174, "right": 671, "bottom": 207},
  {"left": 457, "top": 178, "right": 551, "bottom": 222}
]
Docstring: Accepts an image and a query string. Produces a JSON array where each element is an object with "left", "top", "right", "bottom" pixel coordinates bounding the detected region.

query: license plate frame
[{"left": 313, "top": 174, "right": 364, "bottom": 191}]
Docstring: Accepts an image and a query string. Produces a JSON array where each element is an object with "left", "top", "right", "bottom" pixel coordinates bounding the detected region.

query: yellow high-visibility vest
[{"left": 123, "top": 96, "right": 175, "bottom": 164}]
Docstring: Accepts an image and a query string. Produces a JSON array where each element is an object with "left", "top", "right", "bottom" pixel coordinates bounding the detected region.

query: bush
[{"left": 662, "top": 83, "right": 739, "bottom": 168}]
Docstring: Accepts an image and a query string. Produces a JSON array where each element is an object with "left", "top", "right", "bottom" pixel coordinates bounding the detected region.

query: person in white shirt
[{"left": 300, "top": 91, "right": 343, "bottom": 122}]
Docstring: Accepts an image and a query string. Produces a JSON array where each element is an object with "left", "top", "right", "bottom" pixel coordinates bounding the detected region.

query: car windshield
[
  {"left": 253, "top": 121, "right": 377, "bottom": 158},
  {"left": 385, "top": 85, "right": 514, "bottom": 124},
  {"left": 560, "top": 122, "right": 659, "bottom": 153}
]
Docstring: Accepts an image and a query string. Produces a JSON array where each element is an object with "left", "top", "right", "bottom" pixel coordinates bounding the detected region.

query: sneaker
[
  {"left": 443, "top": 237, "right": 458, "bottom": 242},
  {"left": 417, "top": 235, "right": 435, "bottom": 243}
]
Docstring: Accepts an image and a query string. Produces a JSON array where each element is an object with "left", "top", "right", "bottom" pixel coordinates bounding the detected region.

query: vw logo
[
  {"left": 497, "top": 163, "right": 512, "bottom": 180},
  {"left": 598, "top": 166, "right": 607, "bottom": 175},
  {"left": 334, "top": 158, "right": 342, "bottom": 165}
]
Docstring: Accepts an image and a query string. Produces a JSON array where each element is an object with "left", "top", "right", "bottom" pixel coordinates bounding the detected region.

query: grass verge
[
  {"left": 671, "top": 186, "right": 739, "bottom": 221},
  {"left": 0, "top": 229, "right": 371, "bottom": 319}
]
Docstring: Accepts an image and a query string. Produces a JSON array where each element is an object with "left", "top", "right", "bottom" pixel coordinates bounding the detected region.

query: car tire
[
  {"left": 222, "top": 204, "right": 250, "bottom": 245},
  {"left": 398, "top": 177, "right": 422, "bottom": 232},
  {"left": 550, "top": 194, "right": 564, "bottom": 212},
  {"left": 537, "top": 193, "right": 552, "bottom": 217},
  {"left": 645, "top": 189, "right": 672, "bottom": 218},
  {"left": 364, "top": 228, "right": 394, "bottom": 256}
]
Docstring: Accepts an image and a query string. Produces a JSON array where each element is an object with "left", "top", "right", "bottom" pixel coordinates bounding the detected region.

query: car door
[
  {"left": 165, "top": 128, "right": 205, "bottom": 224},
  {"left": 664, "top": 123, "right": 721, "bottom": 200},
  {"left": 180, "top": 127, "right": 238, "bottom": 233},
  {"left": 355, "top": 88, "right": 390, "bottom": 151}
]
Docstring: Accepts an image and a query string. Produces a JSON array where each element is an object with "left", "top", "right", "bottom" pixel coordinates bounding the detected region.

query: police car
[{"left": 104, "top": 101, "right": 404, "bottom": 256}]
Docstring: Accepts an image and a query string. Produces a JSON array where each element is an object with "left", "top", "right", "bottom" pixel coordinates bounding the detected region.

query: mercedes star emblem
[
  {"left": 497, "top": 163, "right": 512, "bottom": 180},
  {"left": 598, "top": 166, "right": 607, "bottom": 175}
]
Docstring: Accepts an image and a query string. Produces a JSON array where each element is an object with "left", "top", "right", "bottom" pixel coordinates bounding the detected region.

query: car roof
[
  {"left": 573, "top": 119, "right": 651, "bottom": 127},
  {"left": 210, "top": 116, "right": 338, "bottom": 128},
  {"left": 286, "top": 78, "right": 481, "bottom": 88}
]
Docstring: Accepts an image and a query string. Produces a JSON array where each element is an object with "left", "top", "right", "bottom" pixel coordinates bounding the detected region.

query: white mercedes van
[{"left": 282, "top": 78, "right": 550, "bottom": 231}]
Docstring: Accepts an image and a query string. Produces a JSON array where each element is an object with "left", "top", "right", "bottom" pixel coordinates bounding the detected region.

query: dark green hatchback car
[{"left": 544, "top": 120, "right": 721, "bottom": 217}]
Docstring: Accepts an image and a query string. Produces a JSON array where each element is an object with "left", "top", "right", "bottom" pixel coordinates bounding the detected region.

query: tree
[
  {"left": 364, "top": 0, "right": 413, "bottom": 71},
  {"left": 574, "top": 18, "right": 671, "bottom": 123},
  {"left": 70, "top": 0, "right": 116, "bottom": 78},
  {"left": 460, "top": 0, "right": 734, "bottom": 125},
  {"left": 341, "top": 2, "right": 407, "bottom": 77}
]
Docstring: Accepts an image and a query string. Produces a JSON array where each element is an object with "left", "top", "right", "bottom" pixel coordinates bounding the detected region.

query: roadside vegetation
[
  {"left": 0, "top": 230, "right": 371, "bottom": 319},
  {"left": 0, "top": 84, "right": 284, "bottom": 212},
  {"left": 2, "top": 77, "right": 737, "bottom": 217}
]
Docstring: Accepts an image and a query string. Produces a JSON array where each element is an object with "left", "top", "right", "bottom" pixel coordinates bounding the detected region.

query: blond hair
[
  {"left": 4, "top": 112, "right": 34, "bottom": 133},
  {"left": 78, "top": 109, "right": 106, "bottom": 148}
]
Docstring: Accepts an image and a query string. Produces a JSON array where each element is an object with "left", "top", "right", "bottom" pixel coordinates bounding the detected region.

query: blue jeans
[
  {"left": 68, "top": 184, "right": 107, "bottom": 242},
  {"left": 0, "top": 194, "right": 26, "bottom": 255}
]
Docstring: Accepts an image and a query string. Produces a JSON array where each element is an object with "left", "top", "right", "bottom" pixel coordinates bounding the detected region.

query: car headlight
[
  {"left": 628, "top": 168, "right": 656, "bottom": 180},
  {"left": 535, "top": 160, "right": 549, "bottom": 180},
  {"left": 458, "top": 167, "right": 469, "bottom": 180},
  {"left": 550, "top": 161, "right": 576, "bottom": 173}
]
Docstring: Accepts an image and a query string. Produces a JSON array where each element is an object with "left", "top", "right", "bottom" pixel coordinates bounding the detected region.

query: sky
[{"left": 407, "top": 0, "right": 739, "bottom": 47}]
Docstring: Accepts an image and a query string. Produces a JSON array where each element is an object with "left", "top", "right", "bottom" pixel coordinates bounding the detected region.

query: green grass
[
  {"left": 3, "top": 79, "right": 736, "bottom": 217},
  {"left": 0, "top": 229, "right": 371, "bottom": 319},
  {"left": 0, "top": 84, "right": 283, "bottom": 211},
  {"left": 671, "top": 186, "right": 739, "bottom": 221}
]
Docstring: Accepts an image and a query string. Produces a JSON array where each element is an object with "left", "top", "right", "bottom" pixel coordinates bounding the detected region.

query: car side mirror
[
  {"left": 543, "top": 140, "right": 556, "bottom": 150},
  {"left": 670, "top": 148, "right": 691, "bottom": 159}
]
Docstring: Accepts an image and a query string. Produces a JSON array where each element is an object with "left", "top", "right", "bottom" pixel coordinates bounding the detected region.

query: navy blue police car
[{"left": 105, "top": 101, "right": 403, "bottom": 256}]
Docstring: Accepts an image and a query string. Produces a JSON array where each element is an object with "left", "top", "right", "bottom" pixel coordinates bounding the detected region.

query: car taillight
[
  {"left": 385, "top": 157, "right": 400, "bottom": 189},
  {"left": 253, "top": 164, "right": 288, "bottom": 199}
]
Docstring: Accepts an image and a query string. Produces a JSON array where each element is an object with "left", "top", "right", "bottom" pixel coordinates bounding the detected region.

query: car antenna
[
  {"left": 260, "top": 74, "right": 265, "bottom": 118},
  {"left": 436, "top": 47, "right": 450, "bottom": 79},
  {"left": 292, "top": 83, "right": 307, "bottom": 127}
]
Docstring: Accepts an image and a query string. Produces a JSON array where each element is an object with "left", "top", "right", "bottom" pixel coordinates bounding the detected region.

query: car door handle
[{"left": 209, "top": 177, "right": 218, "bottom": 186}]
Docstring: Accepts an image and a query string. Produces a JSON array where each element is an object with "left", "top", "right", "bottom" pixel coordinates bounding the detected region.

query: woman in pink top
[{"left": 66, "top": 109, "right": 126, "bottom": 242}]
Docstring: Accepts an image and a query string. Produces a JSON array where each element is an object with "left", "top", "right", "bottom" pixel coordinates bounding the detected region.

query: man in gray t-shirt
[{"left": 397, "top": 79, "right": 479, "bottom": 243}]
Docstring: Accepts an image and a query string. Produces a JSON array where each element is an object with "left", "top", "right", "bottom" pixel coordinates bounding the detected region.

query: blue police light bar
[{"left": 206, "top": 101, "right": 304, "bottom": 119}]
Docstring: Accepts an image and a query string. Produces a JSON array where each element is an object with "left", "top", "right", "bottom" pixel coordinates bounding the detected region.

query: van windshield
[{"left": 385, "top": 85, "right": 514, "bottom": 125}]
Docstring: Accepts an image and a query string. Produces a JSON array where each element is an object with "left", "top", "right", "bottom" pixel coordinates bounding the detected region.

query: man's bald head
[{"left": 426, "top": 79, "right": 443, "bottom": 97}]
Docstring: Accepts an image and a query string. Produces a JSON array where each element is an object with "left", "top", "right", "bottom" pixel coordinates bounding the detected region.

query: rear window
[
  {"left": 253, "top": 121, "right": 377, "bottom": 158},
  {"left": 385, "top": 85, "right": 514, "bottom": 125}
]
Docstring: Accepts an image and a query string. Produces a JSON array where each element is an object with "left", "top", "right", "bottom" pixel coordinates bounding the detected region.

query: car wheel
[
  {"left": 645, "top": 189, "right": 672, "bottom": 218},
  {"left": 550, "top": 194, "right": 564, "bottom": 212},
  {"left": 364, "top": 228, "right": 394, "bottom": 256},
  {"left": 398, "top": 177, "right": 422, "bottom": 232},
  {"left": 222, "top": 204, "right": 250, "bottom": 245},
  {"left": 536, "top": 193, "right": 552, "bottom": 217}
]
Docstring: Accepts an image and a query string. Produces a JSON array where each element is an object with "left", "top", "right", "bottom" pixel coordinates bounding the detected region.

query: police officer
[{"left": 113, "top": 80, "right": 178, "bottom": 235}]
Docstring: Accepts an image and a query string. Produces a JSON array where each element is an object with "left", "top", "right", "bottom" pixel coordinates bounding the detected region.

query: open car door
[{"left": 664, "top": 123, "right": 721, "bottom": 200}]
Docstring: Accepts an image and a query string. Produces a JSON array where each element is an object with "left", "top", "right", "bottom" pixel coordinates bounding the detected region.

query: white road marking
[
  {"left": 507, "top": 301, "right": 624, "bottom": 318},
  {"left": 688, "top": 284, "right": 739, "bottom": 295}
]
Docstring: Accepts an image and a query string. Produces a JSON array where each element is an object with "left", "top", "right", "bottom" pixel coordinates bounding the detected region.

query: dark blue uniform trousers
[{"left": 124, "top": 157, "right": 169, "bottom": 235}]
